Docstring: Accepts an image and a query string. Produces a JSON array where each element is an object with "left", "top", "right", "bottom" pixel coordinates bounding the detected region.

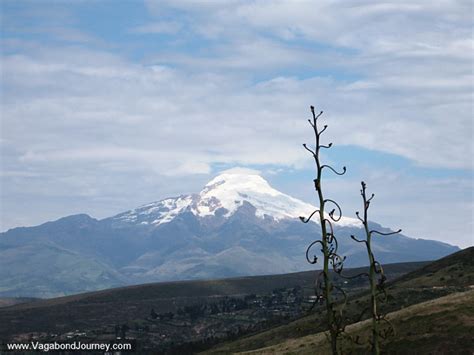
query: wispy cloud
[{"left": 129, "top": 21, "right": 182, "bottom": 34}]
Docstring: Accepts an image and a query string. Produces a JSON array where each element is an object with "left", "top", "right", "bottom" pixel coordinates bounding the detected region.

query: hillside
[
  {"left": 0, "top": 298, "right": 38, "bottom": 308},
  {"left": 241, "top": 289, "right": 474, "bottom": 355},
  {"left": 204, "top": 247, "right": 474, "bottom": 354},
  {"left": 1, "top": 249, "right": 471, "bottom": 353},
  {"left": 0, "top": 261, "right": 426, "bottom": 353}
]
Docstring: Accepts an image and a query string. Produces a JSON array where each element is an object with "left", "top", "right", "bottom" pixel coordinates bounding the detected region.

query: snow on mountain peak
[
  {"left": 194, "top": 173, "right": 286, "bottom": 218},
  {"left": 112, "top": 172, "right": 360, "bottom": 227},
  {"left": 113, "top": 195, "right": 194, "bottom": 226},
  {"left": 193, "top": 172, "right": 359, "bottom": 226},
  {"left": 204, "top": 173, "right": 278, "bottom": 196}
]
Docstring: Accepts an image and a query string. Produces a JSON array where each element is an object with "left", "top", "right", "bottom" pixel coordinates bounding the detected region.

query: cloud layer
[{"left": 1, "top": 1, "right": 472, "bottom": 247}]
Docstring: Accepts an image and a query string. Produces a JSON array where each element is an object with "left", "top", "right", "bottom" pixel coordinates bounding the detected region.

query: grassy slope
[
  {"left": 204, "top": 247, "right": 474, "bottom": 354},
  {"left": 244, "top": 289, "right": 474, "bottom": 355},
  {"left": 0, "top": 298, "right": 39, "bottom": 308}
]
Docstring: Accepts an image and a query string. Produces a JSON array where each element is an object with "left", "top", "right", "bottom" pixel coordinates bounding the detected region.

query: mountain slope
[{"left": 0, "top": 172, "right": 460, "bottom": 297}]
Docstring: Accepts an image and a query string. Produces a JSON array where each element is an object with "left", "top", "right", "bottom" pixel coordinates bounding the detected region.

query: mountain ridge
[{"left": 0, "top": 172, "right": 459, "bottom": 297}]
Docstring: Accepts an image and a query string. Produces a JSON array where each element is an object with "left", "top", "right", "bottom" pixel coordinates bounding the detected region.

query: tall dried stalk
[
  {"left": 351, "top": 181, "right": 401, "bottom": 354},
  {"left": 300, "top": 106, "right": 347, "bottom": 354}
]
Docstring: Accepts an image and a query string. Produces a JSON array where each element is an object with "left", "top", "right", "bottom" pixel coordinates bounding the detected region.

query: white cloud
[
  {"left": 130, "top": 21, "right": 182, "bottom": 34},
  {"left": 0, "top": 1, "right": 472, "bottom": 248},
  {"left": 218, "top": 167, "right": 262, "bottom": 176}
]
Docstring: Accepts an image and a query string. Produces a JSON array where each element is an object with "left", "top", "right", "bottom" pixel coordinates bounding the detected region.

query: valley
[{"left": 0, "top": 261, "right": 429, "bottom": 353}]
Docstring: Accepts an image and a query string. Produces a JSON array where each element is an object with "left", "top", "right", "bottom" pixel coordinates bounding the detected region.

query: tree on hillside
[{"left": 300, "top": 106, "right": 348, "bottom": 354}]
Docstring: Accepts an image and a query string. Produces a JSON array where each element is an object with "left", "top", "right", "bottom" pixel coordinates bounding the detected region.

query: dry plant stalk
[
  {"left": 351, "top": 181, "right": 401, "bottom": 354},
  {"left": 300, "top": 106, "right": 348, "bottom": 355}
]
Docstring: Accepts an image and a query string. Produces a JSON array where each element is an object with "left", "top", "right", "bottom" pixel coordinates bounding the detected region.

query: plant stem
[
  {"left": 361, "top": 182, "right": 380, "bottom": 355},
  {"left": 311, "top": 107, "right": 337, "bottom": 355}
]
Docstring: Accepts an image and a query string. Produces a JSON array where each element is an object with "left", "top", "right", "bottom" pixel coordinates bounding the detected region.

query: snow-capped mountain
[
  {"left": 111, "top": 173, "right": 359, "bottom": 227},
  {"left": 0, "top": 173, "right": 459, "bottom": 297}
]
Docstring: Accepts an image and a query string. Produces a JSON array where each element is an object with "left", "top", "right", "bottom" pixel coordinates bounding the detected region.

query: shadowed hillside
[
  {"left": 239, "top": 289, "right": 474, "bottom": 355},
  {"left": 204, "top": 247, "right": 474, "bottom": 354},
  {"left": 0, "top": 248, "right": 471, "bottom": 353},
  {"left": 0, "top": 262, "right": 426, "bottom": 353}
]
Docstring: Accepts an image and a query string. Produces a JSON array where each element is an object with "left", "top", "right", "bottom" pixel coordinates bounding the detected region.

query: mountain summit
[
  {"left": 0, "top": 172, "right": 459, "bottom": 297},
  {"left": 111, "top": 173, "right": 359, "bottom": 227}
]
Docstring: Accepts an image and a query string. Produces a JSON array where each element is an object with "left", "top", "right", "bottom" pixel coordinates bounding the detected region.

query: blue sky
[{"left": 1, "top": 0, "right": 472, "bottom": 247}]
